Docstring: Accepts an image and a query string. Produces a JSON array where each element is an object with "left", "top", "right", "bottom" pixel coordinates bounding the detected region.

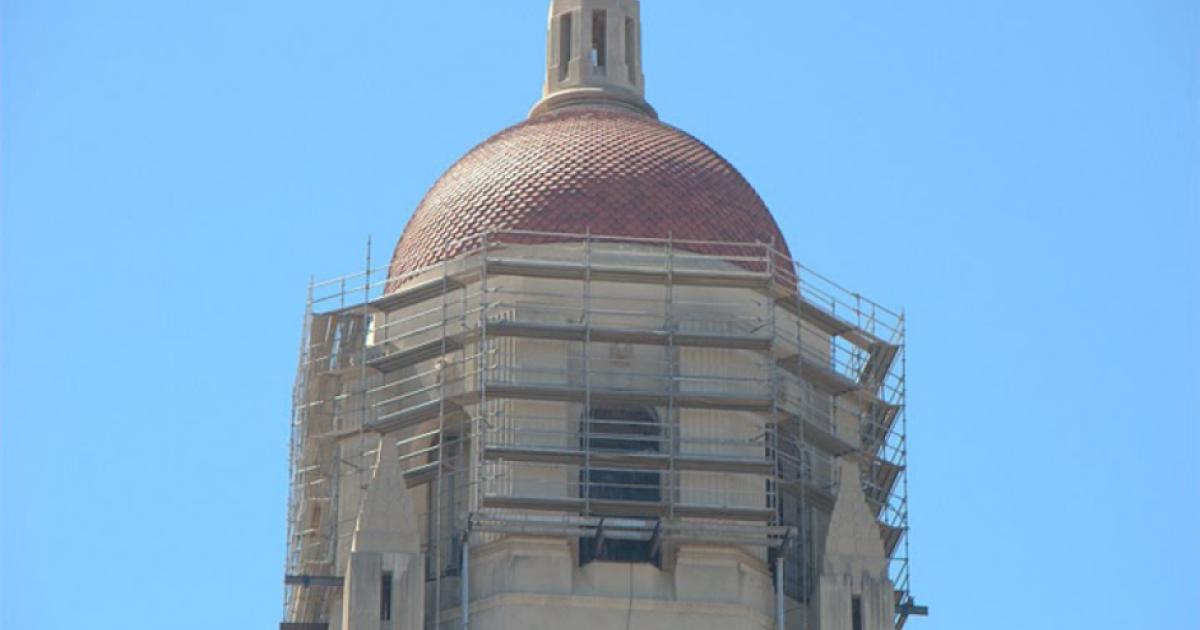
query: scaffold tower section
[{"left": 282, "top": 230, "right": 917, "bottom": 629}]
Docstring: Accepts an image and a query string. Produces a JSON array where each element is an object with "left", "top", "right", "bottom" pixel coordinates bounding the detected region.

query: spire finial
[{"left": 531, "top": 0, "right": 656, "bottom": 118}]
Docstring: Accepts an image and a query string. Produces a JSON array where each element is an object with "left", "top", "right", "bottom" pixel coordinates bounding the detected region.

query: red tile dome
[{"left": 388, "top": 108, "right": 791, "bottom": 280}]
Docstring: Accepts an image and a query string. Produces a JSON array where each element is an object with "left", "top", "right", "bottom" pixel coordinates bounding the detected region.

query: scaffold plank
[
  {"left": 485, "top": 257, "right": 772, "bottom": 290},
  {"left": 778, "top": 354, "right": 862, "bottom": 396},
  {"left": 482, "top": 495, "right": 585, "bottom": 512},
  {"left": 402, "top": 462, "right": 440, "bottom": 489},
  {"left": 483, "top": 382, "right": 773, "bottom": 412},
  {"left": 862, "top": 402, "right": 901, "bottom": 443},
  {"left": 371, "top": 276, "right": 464, "bottom": 313},
  {"left": 366, "top": 337, "right": 463, "bottom": 373},
  {"left": 368, "top": 400, "right": 464, "bottom": 434},
  {"left": 867, "top": 458, "right": 904, "bottom": 495},
  {"left": 777, "top": 479, "right": 836, "bottom": 512},
  {"left": 284, "top": 575, "right": 344, "bottom": 588},
  {"left": 481, "top": 444, "right": 775, "bottom": 475},
  {"left": 881, "top": 523, "right": 904, "bottom": 558},
  {"left": 774, "top": 291, "right": 892, "bottom": 352},
  {"left": 481, "top": 495, "right": 774, "bottom": 522},
  {"left": 787, "top": 417, "right": 858, "bottom": 458},
  {"left": 858, "top": 342, "right": 900, "bottom": 390},
  {"left": 487, "top": 320, "right": 772, "bottom": 351},
  {"left": 672, "top": 504, "right": 775, "bottom": 522},
  {"left": 469, "top": 513, "right": 794, "bottom": 548}
]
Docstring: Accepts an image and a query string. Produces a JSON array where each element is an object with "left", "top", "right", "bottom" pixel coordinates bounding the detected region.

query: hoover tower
[{"left": 281, "top": 2, "right": 924, "bottom": 628}]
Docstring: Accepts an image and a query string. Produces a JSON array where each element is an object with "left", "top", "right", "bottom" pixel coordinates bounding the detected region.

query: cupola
[{"left": 531, "top": 0, "right": 655, "bottom": 118}]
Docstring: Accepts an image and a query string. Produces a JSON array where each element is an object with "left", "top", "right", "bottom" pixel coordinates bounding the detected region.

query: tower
[
  {"left": 282, "top": 3, "right": 923, "bottom": 629},
  {"left": 533, "top": 0, "right": 652, "bottom": 118}
]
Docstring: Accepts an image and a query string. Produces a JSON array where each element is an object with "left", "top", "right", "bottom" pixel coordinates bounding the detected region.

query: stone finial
[
  {"left": 823, "top": 460, "right": 889, "bottom": 566},
  {"left": 816, "top": 460, "right": 897, "bottom": 630},
  {"left": 531, "top": 0, "right": 656, "bottom": 118}
]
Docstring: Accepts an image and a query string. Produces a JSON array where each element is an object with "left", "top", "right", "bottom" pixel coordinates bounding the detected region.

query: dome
[{"left": 388, "top": 108, "right": 791, "bottom": 280}]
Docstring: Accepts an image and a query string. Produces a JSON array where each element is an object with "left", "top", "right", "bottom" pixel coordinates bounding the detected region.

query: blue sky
[{"left": 2, "top": 1, "right": 1197, "bottom": 628}]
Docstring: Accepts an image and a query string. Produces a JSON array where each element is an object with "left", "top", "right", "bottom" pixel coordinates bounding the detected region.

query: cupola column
[{"left": 532, "top": 0, "right": 656, "bottom": 118}]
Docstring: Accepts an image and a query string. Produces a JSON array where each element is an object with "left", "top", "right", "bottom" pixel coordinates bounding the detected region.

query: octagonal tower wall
[{"left": 284, "top": 234, "right": 909, "bottom": 630}]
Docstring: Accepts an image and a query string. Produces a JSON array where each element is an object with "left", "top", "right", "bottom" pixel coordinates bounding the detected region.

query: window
[
  {"left": 591, "top": 10, "right": 607, "bottom": 72},
  {"left": 770, "top": 435, "right": 818, "bottom": 602},
  {"left": 558, "top": 13, "right": 573, "bottom": 81},
  {"left": 625, "top": 17, "right": 637, "bottom": 84},
  {"left": 425, "top": 435, "right": 464, "bottom": 580},
  {"left": 380, "top": 572, "right": 393, "bottom": 621},
  {"left": 852, "top": 595, "right": 863, "bottom": 630},
  {"left": 579, "top": 408, "right": 661, "bottom": 565}
]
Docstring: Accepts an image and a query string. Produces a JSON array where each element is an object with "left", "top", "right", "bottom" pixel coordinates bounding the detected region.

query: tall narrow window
[
  {"left": 425, "top": 435, "right": 464, "bottom": 580},
  {"left": 852, "top": 595, "right": 864, "bottom": 630},
  {"left": 625, "top": 17, "right": 637, "bottom": 84},
  {"left": 558, "top": 13, "right": 573, "bottom": 81},
  {"left": 591, "top": 10, "right": 607, "bottom": 72},
  {"left": 380, "top": 572, "right": 393, "bottom": 621},
  {"left": 579, "top": 408, "right": 661, "bottom": 565}
]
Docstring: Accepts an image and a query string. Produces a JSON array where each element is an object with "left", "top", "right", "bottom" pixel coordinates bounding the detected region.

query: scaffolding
[{"left": 282, "top": 230, "right": 918, "bottom": 629}]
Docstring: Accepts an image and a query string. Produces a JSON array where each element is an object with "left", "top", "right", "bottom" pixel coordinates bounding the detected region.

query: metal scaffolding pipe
[
  {"left": 460, "top": 536, "right": 470, "bottom": 630},
  {"left": 775, "top": 553, "right": 786, "bottom": 630}
]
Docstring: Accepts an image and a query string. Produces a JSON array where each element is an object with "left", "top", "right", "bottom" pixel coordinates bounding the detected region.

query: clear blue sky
[{"left": 2, "top": 1, "right": 1197, "bottom": 628}]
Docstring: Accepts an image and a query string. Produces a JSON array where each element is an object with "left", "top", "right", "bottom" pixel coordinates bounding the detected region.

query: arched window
[
  {"left": 425, "top": 433, "right": 464, "bottom": 580},
  {"left": 590, "top": 10, "right": 607, "bottom": 73},
  {"left": 558, "top": 13, "right": 573, "bottom": 82},
  {"left": 579, "top": 407, "right": 661, "bottom": 565},
  {"left": 625, "top": 17, "right": 637, "bottom": 84}
]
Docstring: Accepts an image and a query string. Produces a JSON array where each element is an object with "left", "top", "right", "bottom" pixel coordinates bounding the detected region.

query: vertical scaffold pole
[
  {"left": 795, "top": 258, "right": 810, "bottom": 626},
  {"left": 460, "top": 530, "right": 471, "bottom": 630},
  {"left": 665, "top": 233, "right": 675, "bottom": 524},
  {"left": 466, "top": 233, "right": 489, "bottom": 630},
  {"left": 764, "top": 240, "right": 777, "bottom": 525},
  {"left": 775, "top": 551, "right": 786, "bottom": 629},
  {"left": 899, "top": 309, "right": 912, "bottom": 620},
  {"left": 767, "top": 240, "right": 786, "bottom": 630},
  {"left": 284, "top": 276, "right": 316, "bottom": 622},
  {"left": 582, "top": 230, "right": 592, "bottom": 515},
  {"left": 477, "top": 233, "right": 490, "bottom": 516},
  {"left": 433, "top": 249, "right": 452, "bottom": 630}
]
